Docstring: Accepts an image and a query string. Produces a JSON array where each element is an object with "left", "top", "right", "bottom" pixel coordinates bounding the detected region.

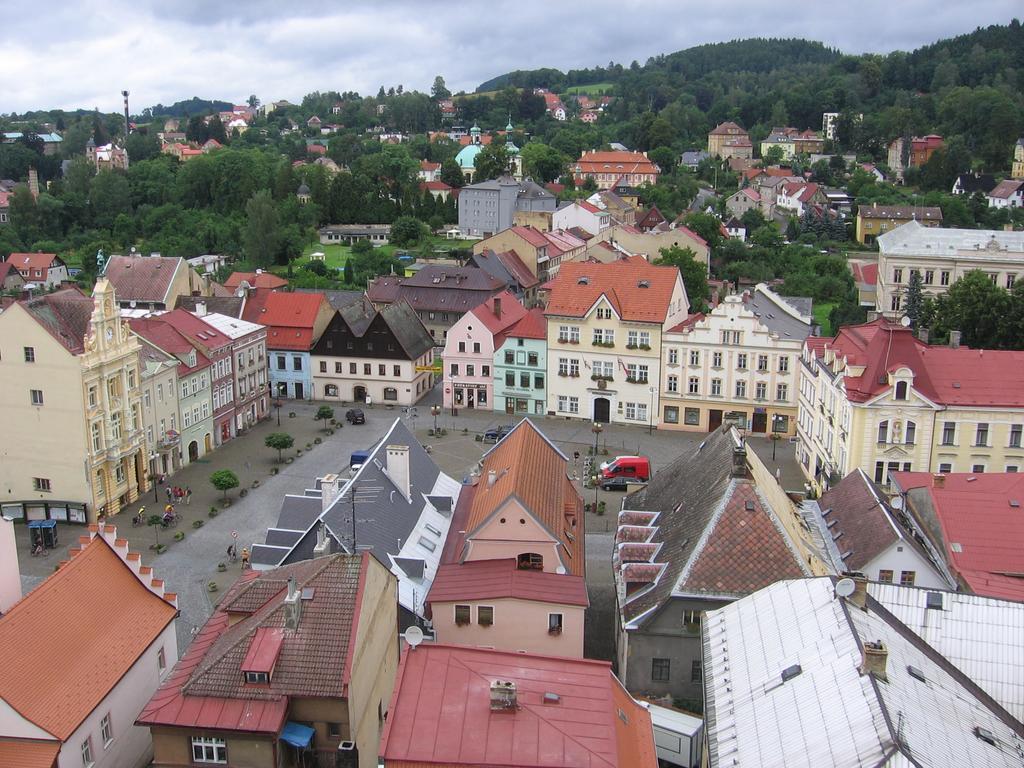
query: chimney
[
  {"left": 487, "top": 470, "right": 498, "bottom": 488},
  {"left": 917, "top": 327, "right": 929, "bottom": 344},
  {"left": 493, "top": 297, "right": 502, "bottom": 317},
  {"left": 195, "top": 301, "right": 207, "bottom": 317},
  {"left": 313, "top": 520, "right": 331, "bottom": 558},
  {"left": 283, "top": 576, "right": 302, "bottom": 630},
  {"left": 28, "top": 168, "right": 39, "bottom": 200},
  {"left": 932, "top": 473, "right": 945, "bottom": 489},
  {"left": 731, "top": 443, "right": 747, "bottom": 478},
  {"left": 386, "top": 445, "right": 410, "bottom": 500},
  {"left": 490, "top": 680, "right": 518, "bottom": 711},
  {"left": 320, "top": 473, "right": 342, "bottom": 513},
  {"left": 860, "top": 641, "right": 888, "bottom": 681},
  {"left": 846, "top": 572, "right": 868, "bottom": 610},
  {"left": 949, "top": 330, "right": 961, "bottom": 349}
]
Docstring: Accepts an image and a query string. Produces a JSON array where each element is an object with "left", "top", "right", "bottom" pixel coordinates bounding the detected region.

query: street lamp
[
  {"left": 451, "top": 377, "right": 459, "bottom": 418},
  {"left": 430, "top": 404, "right": 441, "bottom": 432},
  {"left": 591, "top": 421, "right": 603, "bottom": 509},
  {"left": 273, "top": 399, "right": 282, "bottom": 426},
  {"left": 648, "top": 385, "right": 657, "bottom": 435}
]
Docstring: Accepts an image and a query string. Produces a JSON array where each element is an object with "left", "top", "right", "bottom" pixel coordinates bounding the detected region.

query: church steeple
[{"left": 88, "top": 278, "right": 123, "bottom": 352}]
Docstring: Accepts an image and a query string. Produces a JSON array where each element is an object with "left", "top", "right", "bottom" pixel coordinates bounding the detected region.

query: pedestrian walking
[
  {"left": 241, "top": 547, "right": 250, "bottom": 569},
  {"left": 165, "top": 486, "right": 173, "bottom": 503},
  {"left": 185, "top": 486, "right": 192, "bottom": 505},
  {"left": 244, "top": 460, "right": 251, "bottom": 472}
]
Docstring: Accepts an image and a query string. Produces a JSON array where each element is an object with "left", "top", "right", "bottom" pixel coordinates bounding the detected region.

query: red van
[{"left": 599, "top": 455, "right": 651, "bottom": 482}]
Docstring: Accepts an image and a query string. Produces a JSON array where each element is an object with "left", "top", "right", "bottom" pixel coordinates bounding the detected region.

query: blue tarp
[
  {"left": 280, "top": 721, "right": 315, "bottom": 748},
  {"left": 28, "top": 520, "right": 57, "bottom": 529}
]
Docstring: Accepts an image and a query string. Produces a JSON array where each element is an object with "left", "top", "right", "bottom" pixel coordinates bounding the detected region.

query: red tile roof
[
  {"left": 241, "top": 627, "right": 284, "bottom": 673},
  {"left": 709, "top": 121, "right": 748, "bottom": 136},
  {"left": 891, "top": 472, "right": 1024, "bottom": 601},
  {"left": 419, "top": 180, "right": 453, "bottom": 192},
  {"left": 466, "top": 420, "right": 584, "bottom": 576},
  {"left": 574, "top": 151, "right": 660, "bottom": 178},
  {"left": 809, "top": 319, "right": 1024, "bottom": 406},
  {"left": 224, "top": 271, "right": 289, "bottom": 290},
  {"left": 129, "top": 317, "right": 212, "bottom": 376},
  {"left": 241, "top": 290, "right": 326, "bottom": 350},
  {"left": 17, "top": 287, "right": 93, "bottom": 354},
  {"left": 0, "top": 740, "right": 60, "bottom": 768},
  {"left": 0, "top": 260, "right": 23, "bottom": 285},
  {"left": 506, "top": 307, "right": 547, "bottom": 340},
  {"left": 103, "top": 254, "right": 185, "bottom": 303},
  {"left": 578, "top": 200, "right": 602, "bottom": 214},
  {"left": 989, "top": 179, "right": 1024, "bottom": 199},
  {"left": 494, "top": 249, "right": 540, "bottom": 289},
  {"left": 419, "top": 160, "right": 441, "bottom": 171},
  {"left": 379, "top": 644, "right": 656, "bottom": 767},
  {"left": 850, "top": 262, "right": 878, "bottom": 286},
  {"left": 9, "top": 252, "right": 61, "bottom": 275},
  {"left": 817, "top": 469, "right": 899, "bottom": 571},
  {"left": 157, "top": 308, "right": 233, "bottom": 351},
  {"left": 0, "top": 537, "right": 176, "bottom": 740},
  {"left": 468, "top": 290, "right": 528, "bottom": 340},
  {"left": 428, "top": 558, "right": 589, "bottom": 606},
  {"left": 544, "top": 256, "right": 680, "bottom": 323}
]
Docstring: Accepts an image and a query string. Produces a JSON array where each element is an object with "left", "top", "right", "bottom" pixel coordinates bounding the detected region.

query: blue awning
[{"left": 280, "top": 721, "right": 315, "bottom": 748}]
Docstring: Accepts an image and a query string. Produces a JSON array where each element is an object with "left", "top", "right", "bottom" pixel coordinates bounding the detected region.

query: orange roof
[
  {"left": 10, "top": 252, "right": 60, "bottom": 272},
  {"left": 0, "top": 740, "right": 59, "bottom": 768},
  {"left": 612, "top": 677, "right": 658, "bottom": 768},
  {"left": 224, "top": 271, "right": 289, "bottom": 290},
  {"left": 466, "top": 420, "right": 584, "bottom": 575},
  {"left": 0, "top": 537, "right": 176, "bottom": 740},
  {"left": 544, "top": 256, "right": 680, "bottom": 323},
  {"left": 574, "top": 150, "right": 660, "bottom": 177}
]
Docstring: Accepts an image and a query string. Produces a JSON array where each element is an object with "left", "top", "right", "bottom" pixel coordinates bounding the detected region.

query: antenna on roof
[
  {"left": 403, "top": 625, "right": 424, "bottom": 649},
  {"left": 835, "top": 578, "right": 856, "bottom": 599}
]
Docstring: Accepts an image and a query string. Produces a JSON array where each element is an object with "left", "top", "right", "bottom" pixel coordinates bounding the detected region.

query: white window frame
[
  {"left": 191, "top": 736, "right": 227, "bottom": 764},
  {"left": 100, "top": 713, "right": 113, "bottom": 747}
]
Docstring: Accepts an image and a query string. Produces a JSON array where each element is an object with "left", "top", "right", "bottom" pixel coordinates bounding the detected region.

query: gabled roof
[
  {"left": 366, "top": 266, "right": 504, "bottom": 314},
  {"left": 809, "top": 318, "right": 1024, "bottom": 406},
  {"left": 242, "top": 290, "right": 326, "bottom": 350},
  {"left": 708, "top": 121, "right": 747, "bottom": 136},
  {"left": 324, "top": 297, "right": 433, "bottom": 360},
  {"left": 988, "top": 179, "right": 1024, "bottom": 199},
  {"left": 428, "top": 558, "right": 588, "bottom": 606},
  {"left": 103, "top": 254, "right": 186, "bottom": 303},
  {"left": 857, "top": 203, "right": 943, "bottom": 221},
  {"left": 224, "top": 271, "right": 289, "bottom": 290},
  {"left": 129, "top": 316, "right": 212, "bottom": 376},
  {"left": 505, "top": 307, "right": 547, "bottom": 340},
  {"left": 616, "top": 428, "right": 810, "bottom": 625},
  {"left": 17, "top": 287, "right": 93, "bottom": 354},
  {"left": 466, "top": 419, "right": 584, "bottom": 575},
  {"left": 9, "top": 252, "right": 63, "bottom": 273},
  {"left": 139, "top": 554, "right": 367, "bottom": 731},
  {"left": 0, "top": 739, "right": 60, "bottom": 768},
  {"left": 703, "top": 577, "right": 1024, "bottom": 768},
  {"left": 544, "top": 256, "right": 680, "bottom": 323},
  {"left": 0, "top": 260, "right": 26, "bottom": 285},
  {"left": 466, "top": 291, "right": 528, "bottom": 344},
  {"left": 0, "top": 536, "right": 176, "bottom": 740},
  {"left": 891, "top": 472, "right": 1024, "bottom": 602},
  {"left": 156, "top": 308, "right": 233, "bottom": 351},
  {"left": 953, "top": 172, "right": 996, "bottom": 194},
  {"left": 379, "top": 644, "right": 656, "bottom": 767},
  {"left": 471, "top": 249, "right": 539, "bottom": 291},
  {"left": 850, "top": 261, "right": 878, "bottom": 287},
  {"left": 574, "top": 150, "right": 660, "bottom": 177}
]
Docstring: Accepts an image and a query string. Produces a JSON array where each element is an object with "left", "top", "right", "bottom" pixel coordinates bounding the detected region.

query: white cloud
[{"left": 0, "top": 0, "right": 1018, "bottom": 113}]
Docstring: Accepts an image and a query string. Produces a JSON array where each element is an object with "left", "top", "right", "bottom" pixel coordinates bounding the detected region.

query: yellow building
[
  {"left": 0, "top": 280, "right": 147, "bottom": 523},
  {"left": 707, "top": 121, "right": 753, "bottom": 160},
  {"left": 1013, "top": 138, "right": 1024, "bottom": 180},
  {"left": 796, "top": 319, "right": 1024, "bottom": 493},
  {"left": 543, "top": 257, "right": 688, "bottom": 425},
  {"left": 855, "top": 202, "right": 943, "bottom": 245},
  {"left": 660, "top": 287, "right": 811, "bottom": 435}
]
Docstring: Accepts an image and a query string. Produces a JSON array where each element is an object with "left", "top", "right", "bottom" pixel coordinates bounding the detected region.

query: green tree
[
  {"left": 390, "top": 215, "right": 427, "bottom": 247},
  {"left": 207, "top": 115, "right": 228, "bottom": 145},
  {"left": 315, "top": 405, "right": 335, "bottom": 431},
  {"left": 185, "top": 115, "right": 209, "bottom": 144},
  {"left": 89, "top": 171, "right": 132, "bottom": 231},
  {"left": 656, "top": 245, "right": 709, "bottom": 313},
  {"left": 519, "top": 143, "right": 567, "bottom": 183},
  {"left": 243, "top": 189, "right": 280, "bottom": 267},
  {"left": 472, "top": 144, "right": 510, "bottom": 181},
  {"left": 904, "top": 269, "right": 924, "bottom": 329},
  {"left": 343, "top": 258, "right": 355, "bottom": 285},
  {"left": 210, "top": 469, "right": 240, "bottom": 502},
  {"left": 439, "top": 159, "right": 465, "bottom": 188},
  {"left": 265, "top": 432, "right": 295, "bottom": 463},
  {"left": 921, "top": 270, "right": 1013, "bottom": 349},
  {"left": 431, "top": 75, "right": 451, "bottom": 100}
]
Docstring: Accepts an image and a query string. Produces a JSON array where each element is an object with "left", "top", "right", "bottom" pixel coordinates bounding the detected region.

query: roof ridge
[{"left": 673, "top": 479, "right": 737, "bottom": 590}]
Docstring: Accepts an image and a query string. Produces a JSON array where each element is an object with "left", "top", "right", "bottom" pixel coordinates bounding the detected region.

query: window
[
  {"left": 482, "top": 365, "right": 490, "bottom": 377},
  {"left": 924, "top": 269, "right": 934, "bottom": 285},
  {"left": 684, "top": 407, "right": 700, "bottom": 425},
  {"left": 245, "top": 671, "right": 269, "bottom": 684},
  {"left": 668, "top": 348, "right": 678, "bottom": 365},
  {"left": 570, "top": 359, "right": 580, "bottom": 377},
  {"left": 893, "top": 268, "right": 903, "bottom": 283},
  {"left": 651, "top": 658, "right": 670, "bottom": 682},
  {"left": 92, "top": 422, "right": 102, "bottom": 452},
  {"left": 878, "top": 570, "right": 894, "bottom": 583},
  {"left": 504, "top": 350, "right": 514, "bottom": 364},
  {"left": 664, "top": 406, "right": 679, "bottom": 423},
  {"left": 711, "top": 378, "right": 722, "bottom": 396},
  {"left": 976, "top": 423, "right": 989, "bottom": 447},
  {"left": 292, "top": 356, "right": 302, "bottom": 371},
  {"left": 520, "top": 372, "right": 530, "bottom": 388},
  {"left": 894, "top": 381, "right": 908, "bottom": 400},
  {"left": 940, "top": 270, "right": 950, "bottom": 286},
  {"left": 736, "top": 353, "right": 747, "bottom": 370},
  {"left": 33, "top": 477, "right": 51, "bottom": 492},
  {"left": 1010, "top": 425, "right": 1022, "bottom": 449},
  {"left": 691, "top": 660, "right": 702, "bottom": 682},
  {"left": 972, "top": 464, "right": 985, "bottom": 474},
  {"left": 877, "top": 420, "right": 889, "bottom": 444},
  {"left": 328, "top": 722, "right": 342, "bottom": 738},
  {"left": 450, "top": 364, "right": 459, "bottom": 376},
  {"left": 597, "top": 307, "right": 612, "bottom": 319},
  {"left": 349, "top": 362, "right": 357, "bottom": 374},
  {"left": 735, "top": 380, "right": 746, "bottom": 398},
  {"left": 941, "top": 421, "right": 955, "bottom": 445},
  {"left": 30, "top": 389, "right": 44, "bottom": 406},
  {"left": 712, "top": 351, "right": 722, "bottom": 367},
  {"left": 938, "top": 463, "right": 952, "bottom": 473},
  {"left": 666, "top": 374, "right": 678, "bottom": 393},
  {"left": 466, "top": 364, "right": 475, "bottom": 377},
  {"left": 687, "top": 376, "right": 698, "bottom": 394},
  {"left": 1008, "top": 274, "right": 1017, "bottom": 290},
  {"left": 593, "top": 361, "right": 613, "bottom": 378},
  {"left": 776, "top": 383, "right": 788, "bottom": 401},
  {"left": 458, "top": 341, "right": 466, "bottom": 352},
  {"left": 158, "top": 646, "right": 166, "bottom": 673},
  {"left": 534, "top": 374, "right": 544, "bottom": 389},
  {"left": 114, "top": 464, "right": 126, "bottom": 484},
  {"left": 548, "top": 613, "right": 563, "bottom": 634},
  {"left": 100, "top": 713, "right": 113, "bottom": 747},
  {"left": 333, "top": 362, "right": 343, "bottom": 373},
  {"left": 593, "top": 328, "right": 614, "bottom": 344},
  {"left": 319, "top": 360, "right": 327, "bottom": 373},
  {"left": 477, "top": 606, "right": 494, "bottom": 626},
  {"left": 757, "top": 354, "right": 768, "bottom": 372},
  {"left": 24, "top": 346, "right": 35, "bottom": 362},
  {"left": 505, "top": 372, "right": 515, "bottom": 386},
  {"left": 527, "top": 352, "right": 538, "bottom": 366},
  {"left": 899, "top": 571, "right": 916, "bottom": 586},
  {"left": 755, "top": 382, "right": 767, "bottom": 400},
  {"left": 689, "top": 350, "right": 700, "bottom": 366},
  {"left": 81, "top": 737, "right": 94, "bottom": 767},
  {"left": 905, "top": 421, "right": 916, "bottom": 445},
  {"left": 891, "top": 294, "right": 902, "bottom": 312},
  {"left": 778, "top": 356, "right": 789, "bottom": 373},
  {"left": 383, "top": 387, "right": 398, "bottom": 401},
  {"left": 558, "top": 358, "right": 568, "bottom": 376},
  {"left": 454, "top": 605, "right": 471, "bottom": 625},
  {"left": 191, "top": 736, "right": 227, "bottom": 764},
  {"left": 276, "top": 355, "right": 286, "bottom": 371}
]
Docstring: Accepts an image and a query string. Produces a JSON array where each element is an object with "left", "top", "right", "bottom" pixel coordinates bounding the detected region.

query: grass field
[
  {"left": 302, "top": 242, "right": 350, "bottom": 269},
  {"left": 813, "top": 302, "right": 835, "bottom": 336},
  {"left": 563, "top": 83, "right": 614, "bottom": 96}
]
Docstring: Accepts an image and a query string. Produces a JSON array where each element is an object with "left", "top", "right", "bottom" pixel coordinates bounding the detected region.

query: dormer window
[
  {"left": 245, "top": 671, "right": 269, "bottom": 684},
  {"left": 894, "top": 381, "right": 908, "bottom": 400}
]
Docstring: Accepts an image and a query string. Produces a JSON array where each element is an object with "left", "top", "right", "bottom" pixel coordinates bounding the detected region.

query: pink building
[
  {"left": 442, "top": 290, "right": 525, "bottom": 411},
  {"left": 0, "top": 525, "right": 178, "bottom": 767},
  {"left": 426, "top": 419, "right": 587, "bottom": 657}
]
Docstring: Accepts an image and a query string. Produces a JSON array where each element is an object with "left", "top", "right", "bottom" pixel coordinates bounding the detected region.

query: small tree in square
[
  {"left": 315, "top": 405, "right": 335, "bottom": 432},
  {"left": 265, "top": 432, "right": 294, "bottom": 463},
  {"left": 210, "top": 469, "right": 240, "bottom": 502}
]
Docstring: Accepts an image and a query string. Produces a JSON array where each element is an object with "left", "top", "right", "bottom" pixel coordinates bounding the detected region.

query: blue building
[{"left": 492, "top": 308, "right": 547, "bottom": 416}]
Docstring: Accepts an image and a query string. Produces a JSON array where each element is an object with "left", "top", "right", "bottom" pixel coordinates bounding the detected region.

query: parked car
[
  {"left": 598, "top": 476, "right": 646, "bottom": 492},
  {"left": 346, "top": 408, "right": 366, "bottom": 424},
  {"left": 599, "top": 455, "right": 651, "bottom": 482},
  {"left": 482, "top": 425, "right": 514, "bottom": 443}
]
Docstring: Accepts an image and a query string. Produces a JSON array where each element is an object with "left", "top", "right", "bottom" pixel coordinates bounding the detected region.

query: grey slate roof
[
  {"left": 743, "top": 286, "right": 813, "bottom": 341},
  {"left": 174, "top": 295, "right": 245, "bottom": 318},
  {"left": 295, "top": 288, "right": 364, "bottom": 311}
]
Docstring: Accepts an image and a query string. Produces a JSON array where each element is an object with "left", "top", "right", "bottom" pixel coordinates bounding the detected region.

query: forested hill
[
  {"left": 477, "top": 38, "right": 839, "bottom": 92},
  {"left": 140, "top": 97, "right": 234, "bottom": 119}
]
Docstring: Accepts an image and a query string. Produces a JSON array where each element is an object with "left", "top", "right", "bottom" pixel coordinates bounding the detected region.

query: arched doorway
[
  {"left": 353, "top": 385, "right": 367, "bottom": 402},
  {"left": 204, "top": 433, "right": 213, "bottom": 453},
  {"left": 188, "top": 441, "right": 199, "bottom": 462},
  {"left": 593, "top": 397, "right": 611, "bottom": 423}
]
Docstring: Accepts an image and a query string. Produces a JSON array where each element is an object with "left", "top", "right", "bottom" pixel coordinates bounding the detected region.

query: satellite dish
[
  {"left": 835, "top": 578, "right": 856, "bottom": 598},
  {"left": 403, "top": 625, "right": 424, "bottom": 649},
  {"left": 899, "top": 315, "right": 911, "bottom": 327},
  {"left": 890, "top": 496, "right": 903, "bottom": 510}
]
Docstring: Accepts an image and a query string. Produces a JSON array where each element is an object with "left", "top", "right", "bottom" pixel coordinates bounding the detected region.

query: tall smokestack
[{"left": 121, "top": 90, "right": 130, "bottom": 137}]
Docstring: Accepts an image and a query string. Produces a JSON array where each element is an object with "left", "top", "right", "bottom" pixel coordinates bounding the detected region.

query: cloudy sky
[{"left": 2, "top": 0, "right": 1019, "bottom": 114}]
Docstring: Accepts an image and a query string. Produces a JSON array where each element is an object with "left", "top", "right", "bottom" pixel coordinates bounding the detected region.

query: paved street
[{"left": 17, "top": 382, "right": 804, "bottom": 656}]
